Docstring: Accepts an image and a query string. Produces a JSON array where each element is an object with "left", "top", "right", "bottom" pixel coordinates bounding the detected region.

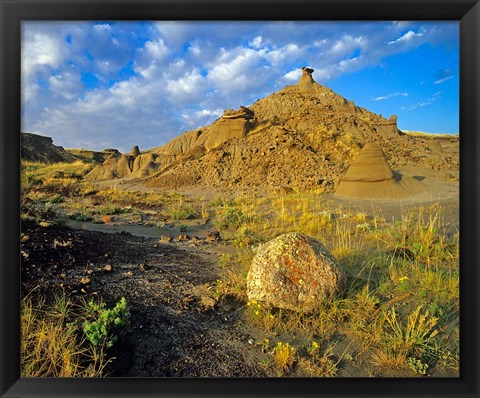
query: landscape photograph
[{"left": 20, "top": 20, "right": 460, "bottom": 378}]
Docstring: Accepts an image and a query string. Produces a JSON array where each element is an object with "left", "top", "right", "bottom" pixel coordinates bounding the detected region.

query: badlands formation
[{"left": 83, "top": 67, "right": 459, "bottom": 199}]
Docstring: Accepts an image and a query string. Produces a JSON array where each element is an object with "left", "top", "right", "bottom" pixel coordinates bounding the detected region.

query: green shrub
[{"left": 83, "top": 297, "right": 130, "bottom": 348}]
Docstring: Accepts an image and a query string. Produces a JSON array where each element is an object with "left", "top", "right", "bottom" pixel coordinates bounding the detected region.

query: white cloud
[
  {"left": 249, "top": 36, "right": 263, "bottom": 49},
  {"left": 374, "top": 92, "right": 409, "bottom": 101},
  {"left": 266, "top": 43, "right": 302, "bottom": 65},
  {"left": 434, "top": 76, "right": 453, "bottom": 84},
  {"left": 145, "top": 39, "right": 169, "bottom": 59},
  {"left": 283, "top": 69, "right": 302, "bottom": 81},
  {"left": 388, "top": 30, "right": 423, "bottom": 45},
  {"left": 207, "top": 48, "right": 265, "bottom": 94},
  {"left": 181, "top": 108, "right": 223, "bottom": 128},
  {"left": 329, "top": 35, "right": 365, "bottom": 57},
  {"left": 22, "top": 31, "right": 63, "bottom": 77},
  {"left": 167, "top": 68, "right": 206, "bottom": 102},
  {"left": 401, "top": 91, "right": 441, "bottom": 111},
  {"left": 48, "top": 71, "right": 82, "bottom": 100},
  {"left": 94, "top": 23, "right": 112, "bottom": 32}
]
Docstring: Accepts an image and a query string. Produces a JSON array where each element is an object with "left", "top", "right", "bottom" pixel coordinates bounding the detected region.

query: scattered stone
[
  {"left": 178, "top": 234, "right": 191, "bottom": 241},
  {"left": 160, "top": 234, "right": 174, "bottom": 243},
  {"left": 104, "top": 264, "right": 112, "bottom": 272},
  {"left": 207, "top": 231, "right": 221, "bottom": 242},
  {"left": 126, "top": 271, "right": 133, "bottom": 277},
  {"left": 80, "top": 277, "right": 90, "bottom": 285},
  {"left": 101, "top": 215, "right": 113, "bottom": 223},
  {"left": 247, "top": 232, "right": 344, "bottom": 312},
  {"left": 139, "top": 263, "right": 150, "bottom": 271}
]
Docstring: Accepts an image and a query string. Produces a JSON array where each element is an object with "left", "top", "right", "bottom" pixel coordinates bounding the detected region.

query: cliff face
[{"left": 21, "top": 132, "right": 78, "bottom": 163}]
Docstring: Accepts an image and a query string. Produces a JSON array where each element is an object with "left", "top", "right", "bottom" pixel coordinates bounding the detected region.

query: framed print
[{"left": 1, "top": 0, "right": 479, "bottom": 397}]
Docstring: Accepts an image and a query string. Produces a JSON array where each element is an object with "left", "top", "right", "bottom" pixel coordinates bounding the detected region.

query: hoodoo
[
  {"left": 335, "top": 142, "right": 413, "bottom": 199},
  {"left": 297, "top": 66, "right": 316, "bottom": 95}
]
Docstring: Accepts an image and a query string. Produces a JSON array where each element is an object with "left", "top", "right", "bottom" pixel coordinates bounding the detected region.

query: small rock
[
  {"left": 178, "top": 234, "right": 191, "bottom": 241},
  {"left": 126, "top": 271, "right": 133, "bottom": 277},
  {"left": 200, "top": 295, "right": 216, "bottom": 310},
  {"left": 160, "top": 234, "right": 173, "bottom": 243},
  {"left": 104, "top": 264, "right": 112, "bottom": 272},
  {"left": 207, "top": 231, "right": 221, "bottom": 242},
  {"left": 80, "top": 277, "right": 90, "bottom": 285},
  {"left": 139, "top": 263, "right": 150, "bottom": 271},
  {"left": 101, "top": 215, "right": 113, "bottom": 223}
]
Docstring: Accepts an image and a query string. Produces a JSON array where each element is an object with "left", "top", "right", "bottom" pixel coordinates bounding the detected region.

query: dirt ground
[
  {"left": 21, "top": 219, "right": 270, "bottom": 377},
  {"left": 21, "top": 168, "right": 459, "bottom": 377}
]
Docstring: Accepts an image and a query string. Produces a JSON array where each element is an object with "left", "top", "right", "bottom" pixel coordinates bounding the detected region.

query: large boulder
[{"left": 247, "top": 233, "right": 344, "bottom": 312}]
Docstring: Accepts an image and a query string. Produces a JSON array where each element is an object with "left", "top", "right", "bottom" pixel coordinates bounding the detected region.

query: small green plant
[
  {"left": 306, "top": 341, "right": 320, "bottom": 357},
  {"left": 215, "top": 207, "right": 252, "bottom": 230},
  {"left": 383, "top": 305, "right": 439, "bottom": 356},
  {"left": 50, "top": 194, "right": 65, "bottom": 204},
  {"left": 179, "top": 224, "right": 188, "bottom": 232},
  {"left": 246, "top": 299, "right": 276, "bottom": 331},
  {"left": 170, "top": 206, "right": 197, "bottom": 220},
  {"left": 83, "top": 297, "right": 130, "bottom": 348},
  {"left": 407, "top": 356, "right": 429, "bottom": 375},
  {"left": 74, "top": 208, "right": 93, "bottom": 222}
]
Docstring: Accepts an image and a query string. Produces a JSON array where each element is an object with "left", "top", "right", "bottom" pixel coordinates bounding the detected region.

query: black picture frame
[{"left": 1, "top": 0, "right": 479, "bottom": 397}]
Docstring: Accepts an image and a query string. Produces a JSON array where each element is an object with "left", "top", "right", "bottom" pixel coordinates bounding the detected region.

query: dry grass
[
  {"left": 215, "top": 191, "right": 459, "bottom": 377},
  {"left": 21, "top": 293, "right": 109, "bottom": 377}
]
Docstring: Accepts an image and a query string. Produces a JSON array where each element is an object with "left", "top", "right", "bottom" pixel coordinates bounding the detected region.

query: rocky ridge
[{"left": 82, "top": 67, "right": 459, "bottom": 193}]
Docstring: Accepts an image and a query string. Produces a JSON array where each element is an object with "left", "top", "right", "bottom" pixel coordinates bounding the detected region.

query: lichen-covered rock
[{"left": 247, "top": 232, "right": 344, "bottom": 312}]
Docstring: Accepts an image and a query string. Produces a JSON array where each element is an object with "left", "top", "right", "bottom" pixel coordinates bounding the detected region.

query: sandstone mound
[
  {"left": 335, "top": 142, "right": 423, "bottom": 199},
  {"left": 247, "top": 233, "right": 344, "bottom": 312},
  {"left": 84, "top": 146, "right": 160, "bottom": 181},
  {"left": 340, "top": 142, "right": 394, "bottom": 182},
  {"left": 21, "top": 132, "right": 78, "bottom": 163}
]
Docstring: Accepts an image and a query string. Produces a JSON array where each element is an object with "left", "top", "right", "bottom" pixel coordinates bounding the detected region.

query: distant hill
[{"left": 21, "top": 132, "right": 78, "bottom": 163}]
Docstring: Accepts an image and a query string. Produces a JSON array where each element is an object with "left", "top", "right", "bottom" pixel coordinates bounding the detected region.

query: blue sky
[{"left": 21, "top": 21, "right": 459, "bottom": 153}]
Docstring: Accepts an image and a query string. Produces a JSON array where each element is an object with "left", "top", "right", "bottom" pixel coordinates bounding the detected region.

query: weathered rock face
[
  {"left": 204, "top": 106, "right": 255, "bottom": 151},
  {"left": 247, "top": 233, "right": 344, "bottom": 312}
]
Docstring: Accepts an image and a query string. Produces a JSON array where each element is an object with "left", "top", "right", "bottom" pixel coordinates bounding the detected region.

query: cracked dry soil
[{"left": 21, "top": 220, "right": 267, "bottom": 377}]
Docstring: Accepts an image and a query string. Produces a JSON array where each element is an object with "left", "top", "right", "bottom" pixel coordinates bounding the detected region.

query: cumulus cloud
[
  {"left": 21, "top": 21, "right": 459, "bottom": 151},
  {"left": 283, "top": 69, "right": 302, "bottom": 81},
  {"left": 167, "top": 68, "right": 206, "bottom": 103},
  {"left": 249, "top": 36, "right": 263, "bottom": 49},
  {"left": 329, "top": 35, "right": 366, "bottom": 57}
]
